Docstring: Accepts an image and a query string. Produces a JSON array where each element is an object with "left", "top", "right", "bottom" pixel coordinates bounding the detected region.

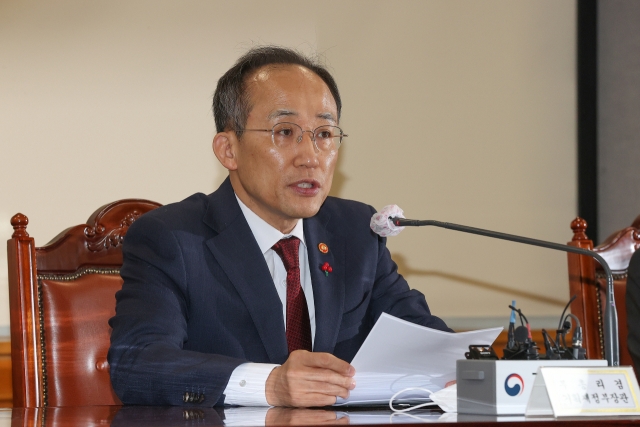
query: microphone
[
  {"left": 370, "top": 205, "right": 619, "bottom": 367},
  {"left": 507, "top": 300, "right": 517, "bottom": 351},
  {"left": 503, "top": 304, "right": 540, "bottom": 360}
]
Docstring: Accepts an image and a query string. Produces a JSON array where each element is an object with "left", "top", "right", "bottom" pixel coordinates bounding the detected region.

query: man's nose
[
  {"left": 294, "top": 131, "right": 321, "bottom": 167},
  {"left": 296, "top": 130, "right": 320, "bottom": 153}
]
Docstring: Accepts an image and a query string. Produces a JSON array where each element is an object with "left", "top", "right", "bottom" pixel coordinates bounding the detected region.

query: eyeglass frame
[{"left": 234, "top": 122, "right": 348, "bottom": 152}]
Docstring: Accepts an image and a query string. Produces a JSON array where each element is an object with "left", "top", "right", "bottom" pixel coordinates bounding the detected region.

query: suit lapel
[
  {"left": 305, "top": 209, "right": 345, "bottom": 354},
  {"left": 203, "top": 179, "right": 289, "bottom": 364}
]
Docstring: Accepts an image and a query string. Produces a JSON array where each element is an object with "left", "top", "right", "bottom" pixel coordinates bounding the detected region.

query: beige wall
[{"left": 0, "top": 0, "right": 576, "bottom": 334}]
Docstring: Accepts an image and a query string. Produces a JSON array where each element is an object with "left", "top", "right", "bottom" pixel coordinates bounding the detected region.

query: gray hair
[{"left": 212, "top": 46, "right": 342, "bottom": 133}]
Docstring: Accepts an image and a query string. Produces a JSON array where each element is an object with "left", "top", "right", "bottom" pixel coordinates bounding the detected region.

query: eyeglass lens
[{"left": 272, "top": 122, "right": 342, "bottom": 151}]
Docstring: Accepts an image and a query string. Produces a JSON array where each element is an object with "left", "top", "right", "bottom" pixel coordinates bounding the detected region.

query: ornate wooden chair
[
  {"left": 7, "top": 199, "right": 161, "bottom": 407},
  {"left": 567, "top": 215, "right": 640, "bottom": 365}
]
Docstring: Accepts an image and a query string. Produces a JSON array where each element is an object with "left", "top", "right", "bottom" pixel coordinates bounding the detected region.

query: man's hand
[
  {"left": 265, "top": 408, "right": 350, "bottom": 426},
  {"left": 265, "top": 350, "right": 356, "bottom": 407}
]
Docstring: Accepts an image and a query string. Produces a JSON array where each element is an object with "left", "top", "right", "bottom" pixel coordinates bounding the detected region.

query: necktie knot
[{"left": 271, "top": 237, "right": 300, "bottom": 272}]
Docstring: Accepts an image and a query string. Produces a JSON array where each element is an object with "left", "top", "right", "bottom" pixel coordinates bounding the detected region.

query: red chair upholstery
[
  {"left": 7, "top": 200, "right": 161, "bottom": 407},
  {"left": 567, "top": 215, "right": 640, "bottom": 365}
]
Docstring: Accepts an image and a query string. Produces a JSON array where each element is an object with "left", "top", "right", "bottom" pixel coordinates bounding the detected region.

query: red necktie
[{"left": 272, "top": 237, "right": 312, "bottom": 353}]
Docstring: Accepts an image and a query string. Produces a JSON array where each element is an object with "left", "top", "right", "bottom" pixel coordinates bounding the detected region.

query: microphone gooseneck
[{"left": 386, "top": 216, "right": 619, "bottom": 367}]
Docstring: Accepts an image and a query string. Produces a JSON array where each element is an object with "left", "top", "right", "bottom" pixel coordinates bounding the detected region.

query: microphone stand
[{"left": 390, "top": 217, "right": 619, "bottom": 367}]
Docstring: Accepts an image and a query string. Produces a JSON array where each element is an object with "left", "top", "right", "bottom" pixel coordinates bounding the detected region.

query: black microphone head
[{"left": 514, "top": 326, "right": 529, "bottom": 343}]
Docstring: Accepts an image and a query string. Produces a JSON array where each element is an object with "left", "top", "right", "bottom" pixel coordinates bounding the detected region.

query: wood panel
[{"left": 0, "top": 338, "right": 12, "bottom": 407}]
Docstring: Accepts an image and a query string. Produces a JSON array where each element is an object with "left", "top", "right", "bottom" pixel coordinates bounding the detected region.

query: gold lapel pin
[{"left": 318, "top": 243, "right": 329, "bottom": 254}]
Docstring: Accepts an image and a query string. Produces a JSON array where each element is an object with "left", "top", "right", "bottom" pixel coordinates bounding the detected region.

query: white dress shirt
[{"left": 223, "top": 195, "right": 316, "bottom": 406}]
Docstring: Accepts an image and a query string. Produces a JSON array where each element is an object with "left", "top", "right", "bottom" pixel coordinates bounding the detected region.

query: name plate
[{"left": 525, "top": 366, "right": 640, "bottom": 417}]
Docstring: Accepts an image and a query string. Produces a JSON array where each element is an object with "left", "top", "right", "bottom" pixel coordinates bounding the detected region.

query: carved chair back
[
  {"left": 7, "top": 199, "right": 161, "bottom": 407},
  {"left": 567, "top": 215, "right": 640, "bottom": 364}
]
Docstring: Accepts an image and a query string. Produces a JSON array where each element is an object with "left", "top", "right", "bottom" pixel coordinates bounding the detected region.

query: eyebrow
[
  {"left": 268, "top": 109, "right": 296, "bottom": 120},
  {"left": 317, "top": 112, "right": 337, "bottom": 123}
]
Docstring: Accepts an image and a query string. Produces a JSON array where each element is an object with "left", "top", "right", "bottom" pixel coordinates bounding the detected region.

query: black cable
[
  {"left": 555, "top": 295, "right": 577, "bottom": 348},
  {"left": 563, "top": 336, "right": 570, "bottom": 356},
  {"left": 508, "top": 305, "right": 529, "bottom": 326},
  {"left": 558, "top": 295, "right": 577, "bottom": 330},
  {"left": 542, "top": 329, "right": 560, "bottom": 353},
  {"left": 563, "top": 313, "right": 584, "bottom": 360},
  {"left": 564, "top": 313, "right": 582, "bottom": 330}
]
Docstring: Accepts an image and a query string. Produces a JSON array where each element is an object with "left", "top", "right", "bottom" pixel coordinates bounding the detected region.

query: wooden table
[{"left": 3, "top": 405, "right": 640, "bottom": 426}]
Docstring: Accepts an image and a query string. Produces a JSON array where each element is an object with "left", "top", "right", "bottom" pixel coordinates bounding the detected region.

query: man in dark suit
[
  {"left": 626, "top": 250, "right": 640, "bottom": 374},
  {"left": 108, "top": 46, "right": 451, "bottom": 408}
]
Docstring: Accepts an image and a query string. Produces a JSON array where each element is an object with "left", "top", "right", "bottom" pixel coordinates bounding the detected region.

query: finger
[
  {"left": 288, "top": 392, "right": 342, "bottom": 408},
  {"left": 336, "top": 415, "right": 351, "bottom": 425},
  {"left": 313, "top": 369, "right": 356, "bottom": 391},
  {"left": 297, "top": 351, "right": 355, "bottom": 376},
  {"left": 291, "top": 378, "right": 352, "bottom": 400},
  {"left": 284, "top": 365, "right": 356, "bottom": 391},
  {"left": 267, "top": 408, "right": 346, "bottom": 425}
]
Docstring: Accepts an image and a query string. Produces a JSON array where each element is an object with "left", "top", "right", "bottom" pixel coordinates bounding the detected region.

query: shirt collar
[{"left": 235, "top": 194, "right": 306, "bottom": 254}]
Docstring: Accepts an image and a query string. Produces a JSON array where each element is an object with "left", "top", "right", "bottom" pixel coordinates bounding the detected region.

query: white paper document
[{"left": 334, "top": 313, "right": 502, "bottom": 406}]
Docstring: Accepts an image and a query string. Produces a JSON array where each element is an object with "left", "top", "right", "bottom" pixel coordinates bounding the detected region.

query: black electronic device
[{"left": 465, "top": 345, "right": 499, "bottom": 360}]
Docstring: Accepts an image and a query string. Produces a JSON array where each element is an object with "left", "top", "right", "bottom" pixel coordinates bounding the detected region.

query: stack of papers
[{"left": 335, "top": 313, "right": 502, "bottom": 406}]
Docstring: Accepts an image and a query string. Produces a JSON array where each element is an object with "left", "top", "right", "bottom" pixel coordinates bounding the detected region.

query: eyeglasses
[{"left": 235, "top": 122, "right": 347, "bottom": 152}]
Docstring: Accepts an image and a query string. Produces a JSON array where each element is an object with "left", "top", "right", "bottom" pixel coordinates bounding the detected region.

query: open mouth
[{"left": 291, "top": 180, "right": 320, "bottom": 195}]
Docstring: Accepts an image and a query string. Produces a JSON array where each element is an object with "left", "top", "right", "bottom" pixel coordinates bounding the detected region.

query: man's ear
[{"left": 212, "top": 131, "right": 238, "bottom": 171}]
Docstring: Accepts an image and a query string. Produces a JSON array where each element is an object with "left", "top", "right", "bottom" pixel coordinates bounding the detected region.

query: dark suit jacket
[
  {"left": 108, "top": 178, "right": 451, "bottom": 406},
  {"left": 626, "top": 250, "right": 640, "bottom": 373}
]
